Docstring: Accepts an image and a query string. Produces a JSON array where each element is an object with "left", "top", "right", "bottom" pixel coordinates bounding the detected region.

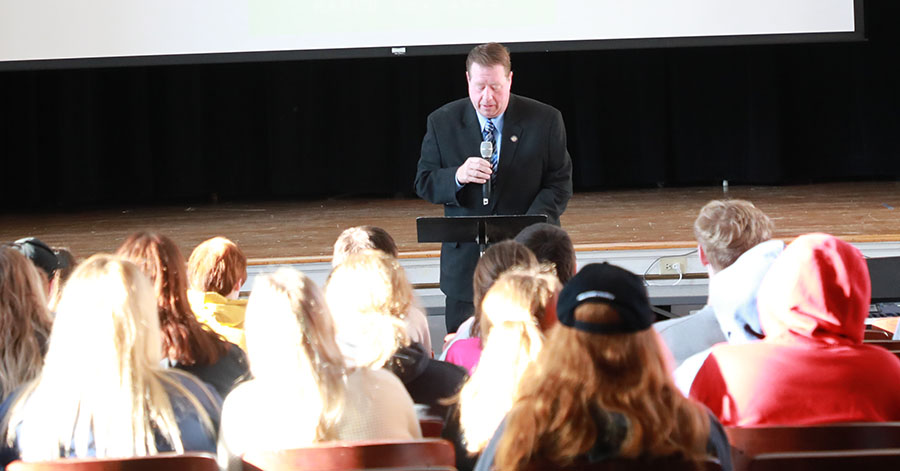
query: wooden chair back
[
  {"left": 523, "top": 455, "right": 722, "bottom": 471},
  {"left": 864, "top": 328, "right": 892, "bottom": 341},
  {"left": 726, "top": 423, "right": 900, "bottom": 471},
  {"left": 242, "top": 438, "right": 456, "bottom": 471},
  {"left": 863, "top": 340, "right": 900, "bottom": 349},
  {"left": 747, "top": 449, "right": 900, "bottom": 471},
  {"left": 6, "top": 453, "right": 218, "bottom": 471},
  {"left": 419, "top": 418, "right": 444, "bottom": 438}
]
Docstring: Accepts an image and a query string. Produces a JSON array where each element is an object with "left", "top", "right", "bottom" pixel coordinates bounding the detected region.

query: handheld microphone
[{"left": 480, "top": 141, "right": 493, "bottom": 206}]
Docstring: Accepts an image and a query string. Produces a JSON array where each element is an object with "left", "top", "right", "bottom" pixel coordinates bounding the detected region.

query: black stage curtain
[{"left": 1, "top": 1, "right": 898, "bottom": 210}]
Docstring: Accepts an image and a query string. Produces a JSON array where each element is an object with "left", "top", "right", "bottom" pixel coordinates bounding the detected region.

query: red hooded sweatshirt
[{"left": 690, "top": 233, "right": 900, "bottom": 426}]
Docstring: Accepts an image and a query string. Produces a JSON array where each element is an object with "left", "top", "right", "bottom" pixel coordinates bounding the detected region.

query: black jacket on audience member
[{"left": 387, "top": 342, "right": 467, "bottom": 421}]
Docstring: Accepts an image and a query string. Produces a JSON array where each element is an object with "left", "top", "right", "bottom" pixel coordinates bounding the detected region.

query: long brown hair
[
  {"left": 117, "top": 233, "right": 227, "bottom": 366},
  {"left": 496, "top": 303, "right": 711, "bottom": 470},
  {"left": 0, "top": 247, "right": 53, "bottom": 399}
]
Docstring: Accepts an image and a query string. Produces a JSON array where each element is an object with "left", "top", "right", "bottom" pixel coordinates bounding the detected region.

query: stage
[
  {"left": 4, "top": 181, "right": 900, "bottom": 341},
  {"left": 5, "top": 182, "right": 900, "bottom": 262}
]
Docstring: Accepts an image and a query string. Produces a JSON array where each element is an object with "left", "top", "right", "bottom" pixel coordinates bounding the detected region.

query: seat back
[
  {"left": 419, "top": 419, "right": 444, "bottom": 438},
  {"left": 523, "top": 455, "right": 722, "bottom": 471},
  {"left": 863, "top": 340, "right": 900, "bottom": 349},
  {"left": 242, "top": 439, "right": 456, "bottom": 471},
  {"left": 726, "top": 423, "right": 900, "bottom": 471},
  {"left": 6, "top": 452, "right": 218, "bottom": 471},
  {"left": 747, "top": 449, "right": 900, "bottom": 471}
]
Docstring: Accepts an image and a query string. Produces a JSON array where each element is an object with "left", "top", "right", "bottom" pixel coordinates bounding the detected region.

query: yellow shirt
[{"left": 188, "top": 289, "right": 247, "bottom": 350}]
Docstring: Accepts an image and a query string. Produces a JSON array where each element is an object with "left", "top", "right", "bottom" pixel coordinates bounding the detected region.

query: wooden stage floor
[{"left": 3, "top": 182, "right": 900, "bottom": 264}]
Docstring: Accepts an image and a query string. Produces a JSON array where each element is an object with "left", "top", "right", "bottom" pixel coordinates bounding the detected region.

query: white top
[{"left": 217, "top": 368, "right": 421, "bottom": 471}]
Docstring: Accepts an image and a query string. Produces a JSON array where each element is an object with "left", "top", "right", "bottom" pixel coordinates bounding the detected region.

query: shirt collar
[{"left": 476, "top": 111, "right": 505, "bottom": 135}]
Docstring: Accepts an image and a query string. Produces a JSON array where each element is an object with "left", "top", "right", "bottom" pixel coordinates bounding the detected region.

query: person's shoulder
[
  {"left": 509, "top": 94, "right": 561, "bottom": 116},
  {"left": 164, "top": 369, "right": 222, "bottom": 401},
  {"left": 429, "top": 98, "right": 471, "bottom": 120}
]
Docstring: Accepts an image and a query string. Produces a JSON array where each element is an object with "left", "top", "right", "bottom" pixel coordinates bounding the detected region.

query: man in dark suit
[{"left": 414, "top": 43, "right": 573, "bottom": 333}]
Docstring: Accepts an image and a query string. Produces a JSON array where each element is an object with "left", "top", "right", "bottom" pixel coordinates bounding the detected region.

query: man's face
[{"left": 467, "top": 62, "right": 512, "bottom": 119}]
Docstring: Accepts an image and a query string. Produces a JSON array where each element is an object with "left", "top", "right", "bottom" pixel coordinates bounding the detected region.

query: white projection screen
[{"left": 0, "top": 0, "right": 863, "bottom": 70}]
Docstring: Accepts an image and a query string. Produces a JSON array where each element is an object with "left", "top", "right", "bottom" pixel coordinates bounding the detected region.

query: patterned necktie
[{"left": 482, "top": 119, "right": 499, "bottom": 178}]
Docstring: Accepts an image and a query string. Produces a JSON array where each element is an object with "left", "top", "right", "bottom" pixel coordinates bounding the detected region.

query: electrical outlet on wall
[{"left": 659, "top": 256, "right": 687, "bottom": 275}]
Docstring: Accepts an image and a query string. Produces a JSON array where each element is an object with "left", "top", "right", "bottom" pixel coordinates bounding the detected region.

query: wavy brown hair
[
  {"left": 496, "top": 303, "right": 711, "bottom": 470},
  {"left": 117, "top": 233, "right": 227, "bottom": 366},
  {"left": 0, "top": 247, "right": 53, "bottom": 399}
]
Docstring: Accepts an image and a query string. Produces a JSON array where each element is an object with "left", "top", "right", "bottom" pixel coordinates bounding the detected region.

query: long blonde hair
[
  {"left": 2, "top": 254, "right": 217, "bottom": 460},
  {"left": 325, "top": 250, "right": 411, "bottom": 368},
  {"left": 243, "top": 268, "right": 347, "bottom": 441},
  {"left": 496, "top": 303, "right": 711, "bottom": 470},
  {"left": 458, "top": 268, "right": 560, "bottom": 453},
  {"left": 0, "top": 247, "right": 53, "bottom": 400}
]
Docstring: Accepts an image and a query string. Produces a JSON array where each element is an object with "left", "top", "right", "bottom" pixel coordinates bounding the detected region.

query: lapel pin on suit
[{"left": 510, "top": 135, "right": 518, "bottom": 142}]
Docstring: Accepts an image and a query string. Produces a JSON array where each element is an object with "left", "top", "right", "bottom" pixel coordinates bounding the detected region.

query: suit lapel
[
  {"left": 462, "top": 105, "right": 482, "bottom": 155},
  {"left": 491, "top": 95, "right": 522, "bottom": 212}
]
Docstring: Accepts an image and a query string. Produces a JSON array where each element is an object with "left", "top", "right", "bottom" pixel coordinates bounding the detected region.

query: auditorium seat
[
  {"left": 725, "top": 423, "right": 900, "bottom": 471},
  {"left": 863, "top": 340, "right": 900, "bottom": 350},
  {"left": 419, "top": 418, "right": 444, "bottom": 438},
  {"left": 6, "top": 453, "right": 218, "bottom": 471},
  {"left": 864, "top": 327, "right": 893, "bottom": 341},
  {"left": 746, "top": 449, "right": 900, "bottom": 471},
  {"left": 523, "top": 456, "right": 722, "bottom": 471},
  {"left": 241, "top": 438, "right": 456, "bottom": 471}
]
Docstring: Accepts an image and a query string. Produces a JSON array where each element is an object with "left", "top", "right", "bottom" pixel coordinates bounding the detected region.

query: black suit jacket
[{"left": 414, "top": 94, "right": 573, "bottom": 302}]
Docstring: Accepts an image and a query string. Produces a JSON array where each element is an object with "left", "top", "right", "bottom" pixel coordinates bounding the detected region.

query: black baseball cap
[
  {"left": 9, "top": 237, "right": 62, "bottom": 278},
  {"left": 556, "top": 263, "right": 654, "bottom": 334}
]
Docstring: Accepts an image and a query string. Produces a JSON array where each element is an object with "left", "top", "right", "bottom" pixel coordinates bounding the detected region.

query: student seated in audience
[
  {"left": 657, "top": 200, "right": 782, "bottom": 371},
  {"left": 441, "top": 240, "right": 538, "bottom": 371},
  {"left": 474, "top": 263, "right": 732, "bottom": 471},
  {"left": 117, "top": 233, "right": 250, "bottom": 397},
  {"left": 0, "top": 247, "right": 54, "bottom": 403},
  {"left": 690, "top": 233, "right": 900, "bottom": 426},
  {"left": 187, "top": 236, "right": 248, "bottom": 350},
  {"left": 218, "top": 268, "right": 420, "bottom": 471},
  {"left": 326, "top": 250, "right": 461, "bottom": 422},
  {"left": 46, "top": 247, "right": 76, "bottom": 312},
  {"left": 332, "top": 225, "right": 431, "bottom": 353},
  {"left": 0, "top": 254, "right": 221, "bottom": 466},
  {"left": 8, "top": 237, "right": 71, "bottom": 307},
  {"left": 456, "top": 268, "right": 560, "bottom": 460},
  {"left": 514, "top": 222, "right": 577, "bottom": 284},
  {"left": 656, "top": 200, "right": 784, "bottom": 391}
]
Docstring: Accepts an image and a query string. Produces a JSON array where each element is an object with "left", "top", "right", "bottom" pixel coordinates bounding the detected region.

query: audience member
[
  {"left": 46, "top": 247, "right": 76, "bottom": 312},
  {"left": 441, "top": 240, "right": 538, "bottom": 371},
  {"left": 219, "top": 268, "right": 420, "bottom": 471},
  {"left": 8, "top": 238, "right": 69, "bottom": 303},
  {"left": 474, "top": 263, "right": 731, "bottom": 471},
  {"left": 0, "top": 254, "right": 220, "bottom": 465},
  {"left": 117, "top": 233, "right": 250, "bottom": 397},
  {"left": 187, "top": 236, "right": 248, "bottom": 350},
  {"left": 332, "top": 226, "right": 431, "bottom": 353},
  {"left": 457, "top": 268, "right": 560, "bottom": 456},
  {"left": 514, "top": 222, "right": 577, "bottom": 284},
  {"left": 690, "top": 233, "right": 900, "bottom": 426},
  {"left": 0, "top": 247, "right": 53, "bottom": 402},
  {"left": 655, "top": 200, "right": 783, "bottom": 391},
  {"left": 326, "top": 250, "right": 461, "bottom": 421}
]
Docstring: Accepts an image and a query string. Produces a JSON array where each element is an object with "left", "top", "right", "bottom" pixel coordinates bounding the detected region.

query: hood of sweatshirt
[
  {"left": 708, "top": 239, "right": 784, "bottom": 344},
  {"left": 757, "top": 233, "right": 870, "bottom": 345}
]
